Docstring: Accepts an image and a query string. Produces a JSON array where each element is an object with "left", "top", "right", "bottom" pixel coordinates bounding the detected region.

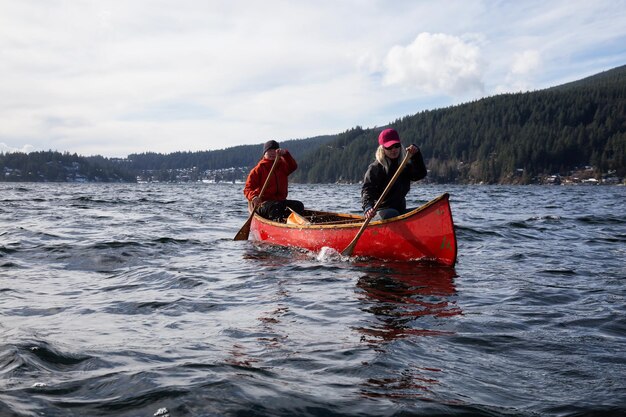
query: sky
[{"left": 1, "top": 0, "right": 625, "bottom": 158}]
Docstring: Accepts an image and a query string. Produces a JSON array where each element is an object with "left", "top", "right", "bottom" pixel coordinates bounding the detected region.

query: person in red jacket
[{"left": 243, "top": 140, "right": 304, "bottom": 221}]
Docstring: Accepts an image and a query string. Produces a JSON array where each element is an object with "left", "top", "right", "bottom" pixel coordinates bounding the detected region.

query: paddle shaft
[
  {"left": 341, "top": 151, "right": 412, "bottom": 256},
  {"left": 233, "top": 155, "right": 281, "bottom": 241}
]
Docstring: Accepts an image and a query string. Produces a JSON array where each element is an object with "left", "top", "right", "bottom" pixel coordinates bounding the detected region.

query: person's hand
[
  {"left": 276, "top": 148, "right": 287, "bottom": 157},
  {"left": 364, "top": 208, "right": 376, "bottom": 220},
  {"left": 251, "top": 196, "right": 260, "bottom": 208},
  {"left": 406, "top": 144, "right": 420, "bottom": 155}
]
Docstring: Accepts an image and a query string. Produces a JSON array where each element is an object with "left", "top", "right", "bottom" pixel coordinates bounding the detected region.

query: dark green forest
[
  {"left": 128, "top": 135, "right": 336, "bottom": 171},
  {"left": 293, "top": 65, "right": 626, "bottom": 184},
  {"left": 0, "top": 151, "right": 135, "bottom": 182},
  {"left": 2, "top": 65, "right": 625, "bottom": 184}
]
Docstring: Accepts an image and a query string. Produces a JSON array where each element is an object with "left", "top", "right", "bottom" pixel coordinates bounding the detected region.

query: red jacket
[{"left": 243, "top": 152, "right": 297, "bottom": 202}]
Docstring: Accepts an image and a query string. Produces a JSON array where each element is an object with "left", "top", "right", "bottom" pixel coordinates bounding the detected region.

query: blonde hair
[{"left": 375, "top": 145, "right": 406, "bottom": 173}]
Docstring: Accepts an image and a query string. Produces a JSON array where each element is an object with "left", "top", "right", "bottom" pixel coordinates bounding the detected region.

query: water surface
[{"left": 1, "top": 183, "right": 624, "bottom": 416}]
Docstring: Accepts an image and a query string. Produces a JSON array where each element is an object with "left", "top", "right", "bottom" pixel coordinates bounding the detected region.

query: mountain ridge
[{"left": 2, "top": 64, "right": 625, "bottom": 184}]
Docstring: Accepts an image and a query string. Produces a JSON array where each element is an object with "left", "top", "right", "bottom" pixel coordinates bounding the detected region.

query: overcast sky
[{"left": 1, "top": 0, "right": 625, "bottom": 157}]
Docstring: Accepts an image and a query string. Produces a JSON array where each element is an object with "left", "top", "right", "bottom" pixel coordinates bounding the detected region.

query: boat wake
[{"left": 316, "top": 246, "right": 344, "bottom": 262}]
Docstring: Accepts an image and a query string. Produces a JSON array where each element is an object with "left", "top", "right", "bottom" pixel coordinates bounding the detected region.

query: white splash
[{"left": 316, "top": 246, "right": 343, "bottom": 262}]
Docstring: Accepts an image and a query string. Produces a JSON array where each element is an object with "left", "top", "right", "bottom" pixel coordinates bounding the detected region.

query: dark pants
[
  {"left": 376, "top": 207, "right": 401, "bottom": 220},
  {"left": 258, "top": 200, "right": 304, "bottom": 221},
  {"left": 370, "top": 207, "right": 413, "bottom": 220}
]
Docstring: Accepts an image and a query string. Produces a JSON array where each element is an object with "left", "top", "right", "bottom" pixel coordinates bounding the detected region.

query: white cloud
[
  {"left": 0, "top": 0, "right": 625, "bottom": 156},
  {"left": 382, "top": 33, "right": 485, "bottom": 95},
  {"left": 511, "top": 50, "right": 542, "bottom": 75},
  {"left": 495, "top": 49, "right": 543, "bottom": 92},
  {"left": 0, "top": 143, "right": 35, "bottom": 154}
]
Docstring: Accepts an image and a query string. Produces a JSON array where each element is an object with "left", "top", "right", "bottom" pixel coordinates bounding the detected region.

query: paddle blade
[
  {"left": 341, "top": 217, "right": 371, "bottom": 257},
  {"left": 233, "top": 213, "right": 254, "bottom": 240},
  {"left": 340, "top": 241, "right": 357, "bottom": 257}
]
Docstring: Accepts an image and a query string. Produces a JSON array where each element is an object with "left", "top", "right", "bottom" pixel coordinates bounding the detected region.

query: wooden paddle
[
  {"left": 233, "top": 154, "right": 281, "bottom": 241},
  {"left": 341, "top": 150, "right": 412, "bottom": 256}
]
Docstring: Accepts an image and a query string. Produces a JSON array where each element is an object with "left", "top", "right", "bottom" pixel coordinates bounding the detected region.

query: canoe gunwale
[{"left": 254, "top": 193, "right": 451, "bottom": 230}]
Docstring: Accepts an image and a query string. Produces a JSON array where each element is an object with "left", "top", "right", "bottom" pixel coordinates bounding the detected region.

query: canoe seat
[{"left": 287, "top": 208, "right": 311, "bottom": 225}]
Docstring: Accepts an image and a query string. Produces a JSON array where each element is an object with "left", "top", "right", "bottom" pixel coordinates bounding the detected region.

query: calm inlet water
[{"left": 1, "top": 183, "right": 624, "bottom": 417}]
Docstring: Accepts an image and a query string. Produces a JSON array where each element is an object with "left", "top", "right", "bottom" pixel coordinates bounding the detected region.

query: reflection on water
[
  {"left": 355, "top": 264, "right": 460, "bottom": 343},
  {"left": 355, "top": 263, "right": 461, "bottom": 400},
  {"left": 362, "top": 367, "right": 443, "bottom": 400},
  {"left": 225, "top": 343, "right": 260, "bottom": 368},
  {"left": 223, "top": 276, "right": 291, "bottom": 369},
  {"left": 256, "top": 280, "right": 290, "bottom": 350}
]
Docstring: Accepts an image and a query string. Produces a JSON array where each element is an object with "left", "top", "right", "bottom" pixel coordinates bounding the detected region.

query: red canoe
[{"left": 249, "top": 193, "right": 457, "bottom": 266}]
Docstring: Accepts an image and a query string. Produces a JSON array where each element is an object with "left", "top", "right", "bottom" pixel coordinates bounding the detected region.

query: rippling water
[{"left": 1, "top": 183, "right": 624, "bottom": 417}]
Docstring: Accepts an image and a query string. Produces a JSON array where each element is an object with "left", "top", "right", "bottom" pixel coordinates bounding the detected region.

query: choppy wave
[{"left": 0, "top": 183, "right": 624, "bottom": 416}]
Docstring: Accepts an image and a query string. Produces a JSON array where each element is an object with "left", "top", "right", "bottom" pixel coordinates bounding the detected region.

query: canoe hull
[{"left": 250, "top": 193, "right": 457, "bottom": 266}]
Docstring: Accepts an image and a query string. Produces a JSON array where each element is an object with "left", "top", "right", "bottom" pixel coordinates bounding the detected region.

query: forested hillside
[
  {"left": 1, "top": 135, "right": 336, "bottom": 183},
  {"left": 127, "top": 135, "right": 336, "bottom": 171},
  {"left": 293, "top": 65, "right": 626, "bottom": 184},
  {"left": 0, "top": 151, "right": 135, "bottom": 182},
  {"left": 1, "top": 65, "right": 624, "bottom": 184}
]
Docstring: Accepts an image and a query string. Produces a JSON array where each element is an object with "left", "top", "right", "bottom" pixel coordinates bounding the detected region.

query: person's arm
[
  {"left": 279, "top": 149, "right": 298, "bottom": 174},
  {"left": 361, "top": 164, "right": 383, "bottom": 217},
  {"left": 406, "top": 144, "right": 427, "bottom": 181},
  {"left": 243, "top": 166, "right": 262, "bottom": 206}
]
